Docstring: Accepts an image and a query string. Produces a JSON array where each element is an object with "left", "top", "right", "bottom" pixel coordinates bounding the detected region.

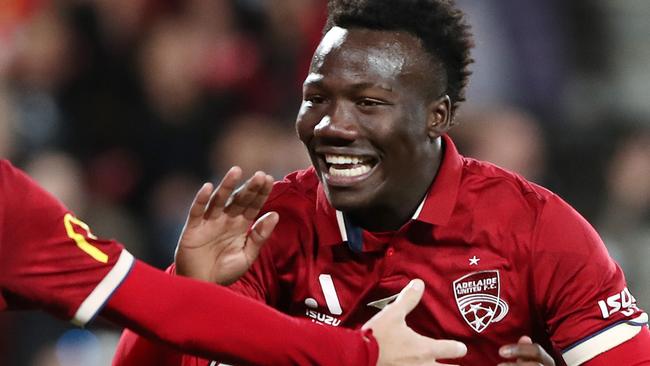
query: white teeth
[
  {"left": 325, "top": 154, "right": 367, "bottom": 164},
  {"left": 329, "top": 164, "right": 372, "bottom": 177},
  {"left": 323, "top": 154, "right": 374, "bottom": 178}
]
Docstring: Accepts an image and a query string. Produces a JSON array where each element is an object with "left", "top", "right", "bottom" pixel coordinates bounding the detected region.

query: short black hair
[{"left": 324, "top": 0, "right": 474, "bottom": 115}]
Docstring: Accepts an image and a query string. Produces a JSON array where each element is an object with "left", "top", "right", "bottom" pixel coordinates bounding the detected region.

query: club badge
[{"left": 453, "top": 270, "right": 509, "bottom": 333}]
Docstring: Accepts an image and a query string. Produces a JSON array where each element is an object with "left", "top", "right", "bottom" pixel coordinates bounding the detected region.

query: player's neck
[{"left": 347, "top": 143, "right": 443, "bottom": 232}]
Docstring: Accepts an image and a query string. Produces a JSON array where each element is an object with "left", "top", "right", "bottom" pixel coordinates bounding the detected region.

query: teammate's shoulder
[
  {"left": 265, "top": 167, "right": 318, "bottom": 209},
  {"left": 0, "top": 159, "right": 16, "bottom": 174},
  {"left": 0, "top": 159, "right": 27, "bottom": 190}
]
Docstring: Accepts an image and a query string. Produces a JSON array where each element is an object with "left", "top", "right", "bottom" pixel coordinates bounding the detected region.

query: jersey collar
[
  {"left": 316, "top": 134, "right": 463, "bottom": 251},
  {"left": 412, "top": 134, "right": 463, "bottom": 226}
]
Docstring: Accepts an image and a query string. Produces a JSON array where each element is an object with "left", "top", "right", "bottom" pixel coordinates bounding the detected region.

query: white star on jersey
[{"left": 469, "top": 255, "right": 480, "bottom": 266}]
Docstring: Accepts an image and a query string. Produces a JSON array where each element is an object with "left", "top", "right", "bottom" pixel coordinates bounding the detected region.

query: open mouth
[{"left": 323, "top": 153, "right": 378, "bottom": 180}]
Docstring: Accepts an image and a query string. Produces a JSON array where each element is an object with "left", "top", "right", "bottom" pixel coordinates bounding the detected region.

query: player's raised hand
[
  {"left": 497, "top": 335, "right": 555, "bottom": 366},
  {"left": 174, "top": 166, "right": 278, "bottom": 285},
  {"left": 363, "top": 279, "right": 467, "bottom": 366}
]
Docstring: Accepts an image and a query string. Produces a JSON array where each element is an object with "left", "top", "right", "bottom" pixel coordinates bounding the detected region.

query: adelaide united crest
[{"left": 453, "top": 270, "right": 509, "bottom": 333}]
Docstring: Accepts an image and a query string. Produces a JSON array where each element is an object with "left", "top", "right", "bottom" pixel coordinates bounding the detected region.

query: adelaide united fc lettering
[{"left": 453, "top": 270, "right": 509, "bottom": 333}]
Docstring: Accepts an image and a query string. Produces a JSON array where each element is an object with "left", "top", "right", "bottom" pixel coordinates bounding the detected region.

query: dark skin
[
  {"left": 296, "top": 26, "right": 451, "bottom": 231},
  {"left": 177, "top": 25, "right": 555, "bottom": 366},
  {"left": 295, "top": 26, "right": 555, "bottom": 365}
]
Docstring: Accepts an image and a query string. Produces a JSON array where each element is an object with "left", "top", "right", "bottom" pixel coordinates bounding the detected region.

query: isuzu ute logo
[{"left": 453, "top": 270, "right": 509, "bottom": 333}]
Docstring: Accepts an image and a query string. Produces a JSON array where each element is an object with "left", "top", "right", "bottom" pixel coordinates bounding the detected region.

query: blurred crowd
[{"left": 0, "top": 0, "right": 648, "bottom": 365}]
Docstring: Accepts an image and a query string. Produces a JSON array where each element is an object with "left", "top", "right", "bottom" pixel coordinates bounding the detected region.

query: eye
[
  {"left": 357, "top": 98, "right": 387, "bottom": 108},
  {"left": 304, "top": 95, "right": 327, "bottom": 105}
]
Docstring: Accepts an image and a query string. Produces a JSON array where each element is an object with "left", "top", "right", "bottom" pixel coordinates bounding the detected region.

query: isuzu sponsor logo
[
  {"left": 453, "top": 270, "right": 509, "bottom": 333},
  {"left": 597, "top": 287, "right": 639, "bottom": 319},
  {"left": 305, "top": 309, "right": 342, "bottom": 326},
  {"left": 301, "top": 274, "right": 343, "bottom": 326}
]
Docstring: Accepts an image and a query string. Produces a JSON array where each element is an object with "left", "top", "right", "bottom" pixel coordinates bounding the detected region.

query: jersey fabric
[
  {"left": 114, "top": 135, "right": 649, "bottom": 366},
  {"left": 0, "top": 159, "right": 134, "bottom": 325},
  {"left": 107, "top": 260, "right": 380, "bottom": 366},
  {"left": 0, "top": 159, "right": 381, "bottom": 366}
]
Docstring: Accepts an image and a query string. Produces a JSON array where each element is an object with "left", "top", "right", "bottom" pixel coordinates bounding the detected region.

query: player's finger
[
  {"left": 205, "top": 166, "right": 243, "bottom": 219},
  {"left": 518, "top": 336, "right": 533, "bottom": 344},
  {"left": 243, "top": 174, "right": 274, "bottom": 220},
  {"left": 224, "top": 171, "right": 267, "bottom": 217},
  {"left": 499, "top": 343, "right": 553, "bottom": 365},
  {"left": 390, "top": 279, "right": 425, "bottom": 318},
  {"left": 430, "top": 339, "right": 468, "bottom": 359},
  {"left": 186, "top": 182, "right": 213, "bottom": 228},
  {"left": 245, "top": 211, "right": 279, "bottom": 260}
]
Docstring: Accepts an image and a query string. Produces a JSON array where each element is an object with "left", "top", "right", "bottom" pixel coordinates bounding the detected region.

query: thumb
[
  {"left": 245, "top": 212, "right": 279, "bottom": 257},
  {"left": 390, "top": 279, "right": 425, "bottom": 317},
  {"left": 518, "top": 335, "right": 533, "bottom": 344}
]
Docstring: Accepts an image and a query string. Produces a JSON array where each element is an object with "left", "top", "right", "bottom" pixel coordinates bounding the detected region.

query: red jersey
[
  {"left": 115, "top": 135, "right": 648, "bottom": 365},
  {"left": 1, "top": 160, "right": 381, "bottom": 366},
  {"left": 0, "top": 159, "right": 134, "bottom": 325}
]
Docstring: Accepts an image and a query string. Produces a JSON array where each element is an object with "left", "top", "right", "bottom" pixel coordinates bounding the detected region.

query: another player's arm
[
  {"left": 110, "top": 273, "right": 468, "bottom": 366},
  {"left": 0, "top": 161, "right": 468, "bottom": 366}
]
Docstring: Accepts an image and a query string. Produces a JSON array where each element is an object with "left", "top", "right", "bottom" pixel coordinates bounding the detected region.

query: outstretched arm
[
  {"left": 0, "top": 161, "right": 467, "bottom": 366},
  {"left": 105, "top": 259, "right": 378, "bottom": 366},
  {"left": 109, "top": 270, "right": 467, "bottom": 366}
]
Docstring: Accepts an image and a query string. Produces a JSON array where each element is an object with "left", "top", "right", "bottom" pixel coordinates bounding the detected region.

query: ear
[{"left": 426, "top": 95, "right": 453, "bottom": 139}]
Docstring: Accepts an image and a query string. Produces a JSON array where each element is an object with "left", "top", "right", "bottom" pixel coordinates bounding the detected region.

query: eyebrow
[{"left": 303, "top": 75, "right": 393, "bottom": 92}]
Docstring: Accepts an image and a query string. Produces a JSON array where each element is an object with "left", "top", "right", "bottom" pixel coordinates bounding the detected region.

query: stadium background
[{"left": 0, "top": 0, "right": 648, "bottom": 364}]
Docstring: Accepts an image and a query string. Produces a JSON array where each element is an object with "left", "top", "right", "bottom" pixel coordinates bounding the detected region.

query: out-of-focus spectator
[
  {"left": 0, "top": 0, "right": 49, "bottom": 77},
  {"left": 92, "top": 0, "right": 152, "bottom": 52},
  {"left": 209, "top": 114, "right": 310, "bottom": 179},
  {"left": 8, "top": 6, "right": 74, "bottom": 91},
  {"left": 24, "top": 150, "right": 86, "bottom": 213},
  {"left": 148, "top": 172, "right": 202, "bottom": 266},
  {"left": 598, "top": 129, "right": 650, "bottom": 309},
  {"left": 456, "top": 0, "right": 568, "bottom": 119},
  {"left": 138, "top": 18, "right": 204, "bottom": 123},
  {"left": 0, "top": 87, "right": 17, "bottom": 158},
  {"left": 3, "top": 3, "right": 69, "bottom": 155},
  {"left": 452, "top": 106, "right": 547, "bottom": 183}
]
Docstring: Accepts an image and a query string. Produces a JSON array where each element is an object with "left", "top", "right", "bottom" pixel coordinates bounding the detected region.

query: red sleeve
[
  {"left": 582, "top": 327, "right": 650, "bottom": 365},
  {"left": 532, "top": 194, "right": 648, "bottom": 365},
  {"left": 0, "top": 160, "right": 378, "bottom": 365},
  {"left": 0, "top": 160, "right": 133, "bottom": 324},
  {"left": 104, "top": 260, "right": 379, "bottom": 366},
  {"left": 112, "top": 264, "right": 189, "bottom": 366}
]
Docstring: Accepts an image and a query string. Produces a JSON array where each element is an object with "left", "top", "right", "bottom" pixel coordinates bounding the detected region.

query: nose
[{"left": 313, "top": 103, "right": 358, "bottom": 141}]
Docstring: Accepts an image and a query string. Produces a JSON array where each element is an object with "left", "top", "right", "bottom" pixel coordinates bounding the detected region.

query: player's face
[{"left": 296, "top": 27, "right": 449, "bottom": 228}]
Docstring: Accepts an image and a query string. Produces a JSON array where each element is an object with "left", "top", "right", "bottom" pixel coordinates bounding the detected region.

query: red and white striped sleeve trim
[
  {"left": 71, "top": 250, "right": 135, "bottom": 326},
  {"left": 562, "top": 312, "right": 649, "bottom": 366}
]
